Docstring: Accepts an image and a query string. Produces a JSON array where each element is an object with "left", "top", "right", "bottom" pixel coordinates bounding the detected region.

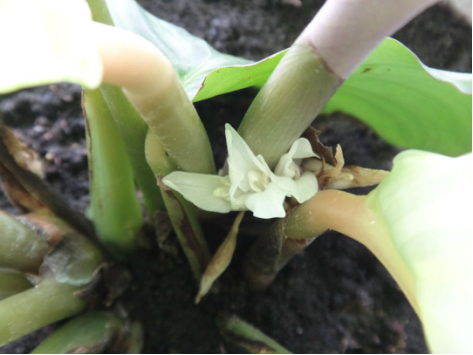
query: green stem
[
  {"left": 86, "top": 0, "right": 164, "bottom": 216},
  {"left": 85, "top": 0, "right": 114, "bottom": 26},
  {"left": 83, "top": 89, "right": 143, "bottom": 258},
  {"left": 218, "top": 315, "right": 291, "bottom": 354},
  {"left": 0, "top": 269, "right": 33, "bottom": 301},
  {"left": 127, "top": 79, "right": 216, "bottom": 174},
  {"left": 0, "top": 276, "right": 85, "bottom": 347},
  {"left": 243, "top": 217, "right": 316, "bottom": 291},
  {"left": 145, "top": 131, "right": 210, "bottom": 280},
  {"left": 31, "top": 311, "right": 124, "bottom": 354},
  {"left": 100, "top": 84, "right": 165, "bottom": 215},
  {"left": 285, "top": 190, "right": 419, "bottom": 314},
  {"left": 93, "top": 22, "right": 216, "bottom": 175},
  {"left": 0, "top": 212, "right": 49, "bottom": 273},
  {"left": 238, "top": 44, "right": 341, "bottom": 169}
]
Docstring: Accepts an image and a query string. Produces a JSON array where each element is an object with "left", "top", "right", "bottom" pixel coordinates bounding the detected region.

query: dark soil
[{"left": 1, "top": 1, "right": 471, "bottom": 353}]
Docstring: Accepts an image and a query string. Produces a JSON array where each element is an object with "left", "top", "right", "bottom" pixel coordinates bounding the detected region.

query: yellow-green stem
[
  {"left": 145, "top": 131, "right": 210, "bottom": 281},
  {"left": 83, "top": 89, "right": 143, "bottom": 258},
  {"left": 85, "top": 0, "right": 114, "bottom": 26},
  {"left": 238, "top": 44, "right": 341, "bottom": 169},
  {"left": 287, "top": 190, "right": 419, "bottom": 314},
  {"left": 0, "top": 269, "right": 33, "bottom": 301},
  {"left": 100, "top": 84, "right": 165, "bottom": 215},
  {"left": 0, "top": 276, "right": 84, "bottom": 347},
  {"left": 86, "top": 0, "right": 164, "bottom": 215},
  {"left": 94, "top": 22, "right": 215, "bottom": 175},
  {"left": 0, "top": 212, "right": 49, "bottom": 273},
  {"left": 31, "top": 311, "right": 124, "bottom": 354}
]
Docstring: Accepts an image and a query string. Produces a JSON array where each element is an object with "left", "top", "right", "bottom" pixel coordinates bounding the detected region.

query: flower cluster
[{"left": 163, "top": 124, "right": 319, "bottom": 219}]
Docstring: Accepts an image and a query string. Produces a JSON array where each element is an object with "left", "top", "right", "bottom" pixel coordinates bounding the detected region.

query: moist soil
[{"left": 0, "top": 1, "right": 471, "bottom": 353}]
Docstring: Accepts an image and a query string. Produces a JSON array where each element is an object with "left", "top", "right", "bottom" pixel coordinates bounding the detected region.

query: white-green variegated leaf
[
  {"left": 0, "top": 0, "right": 103, "bottom": 94},
  {"left": 367, "top": 150, "right": 472, "bottom": 353}
]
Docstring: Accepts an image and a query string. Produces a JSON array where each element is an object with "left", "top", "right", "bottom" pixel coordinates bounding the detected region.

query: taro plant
[{"left": 0, "top": 0, "right": 471, "bottom": 353}]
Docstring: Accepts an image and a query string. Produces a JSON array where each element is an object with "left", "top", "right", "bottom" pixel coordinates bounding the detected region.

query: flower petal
[
  {"left": 225, "top": 124, "right": 269, "bottom": 192},
  {"left": 163, "top": 172, "right": 231, "bottom": 213},
  {"left": 275, "top": 138, "right": 318, "bottom": 178},
  {"left": 272, "top": 172, "right": 318, "bottom": 203},
  {"left": 245, "top": 183, "right": 287, "bottom": 219},
  {"left": 288, "top": 138, "right": 319, "bottom": 160}
]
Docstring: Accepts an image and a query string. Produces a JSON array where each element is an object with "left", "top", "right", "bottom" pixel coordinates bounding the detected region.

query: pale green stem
[
  {"left": 238, "top": 0, "right": 437, "bottom": 169},
  {"left": 0, "top": 269, "right": 33, "bottom": 301},
  {"left": 238, "top": 44, "right": 341, "bottom": 169},
  {"left": 85, "top": 0, "right": 164, "bottom": 215},
  {"left": 31, "top": 311, "right": 124, "bottom": 354},
  {"left": 145, "top": 131, "right": 210, "bottom": 280},
  {"left": 94, "top": 22, "right": 216, "bottom": 175},
  {"left": 243, "top": 217, "right": 316, "bottom": 291},
  {"left": 85, "top": 0, "right": 114, "bottom": 26},
  {"left": 0, "top": 276, "right": 85, "bottom": 347},
  {"left": 218, "top": 315, "right": 291, "bottom": 354},
  {"left": 100, "top": 84, "right": 165, "bottom": 215},
  {"left": 286, "top": 190, "right": 419, "bottom": 315},
  {"left": 83, "top": 88, "right": 143, "bottom": 258},
  {"left": 0, "top": 212, "right": 49, "bottom": 273}
]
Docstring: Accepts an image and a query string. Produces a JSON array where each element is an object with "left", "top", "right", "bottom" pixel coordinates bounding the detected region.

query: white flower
[{"left": 163, "top": 124, "right": 319, "bottom": 219}]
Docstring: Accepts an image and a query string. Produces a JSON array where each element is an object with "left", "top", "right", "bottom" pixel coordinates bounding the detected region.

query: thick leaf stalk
[
  {"left": 238, "top": 44, "right": 341, "bottom": 169},
  {"left": 0, "top": 269, "right": 33, "bottom": 301},
  {"left": 100, "top": 84, "right": 165, "bottom": 216},
  {"left": 239, "top": 0, "right": 439, "bottom": 168},
  {"left": 243, "top": 212, "right": 317, "bottom": 291},
  {"left": 85, "top": 0, "right": 164, "bottom": 216},
  {"left": 31, "top": 311, "right": 126, "bottom": 354},
  {"left": 0, "top": 212, "right": 49, "bottom": 273},
  {"left": 0, "top": 276, "right": 85, "bottom": 347},
  {"left": 145, "top": 131, "right": 210, "bottom": 280},
  {"left": 0, "top": 213, "right": 106, "bottom": 347},
  {"left": 83, "top": 88, "right": 143, "bottom": 258},
  {"left": 95, "top": 22, "right": 216, "bottom": 175}
]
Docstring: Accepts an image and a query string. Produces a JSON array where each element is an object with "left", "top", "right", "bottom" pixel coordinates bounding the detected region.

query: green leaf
[
  {"left": 367, "top": 150, "right": 472, "bottom": 353},
  {"left": 323, "top": 38, "right": 472, "bottom": 157},
  {"left": 106, "top": 1, "right": 471, "bottom": 157},
  {"left": 104, "top": 0, "right": 250, "bottom": 99},
  {"left": 193, "top": 51, "right": 285, "bottom": 102}
]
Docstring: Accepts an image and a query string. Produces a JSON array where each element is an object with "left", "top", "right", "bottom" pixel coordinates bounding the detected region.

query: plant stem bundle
[
  {"left": 0, "top": 276, "right": 85, "bottom": 346},
  {"left": 83, "top": 88, "right": 143, "bottom": 257},
  {"left": 0, "top": 212, "right": 49, "bottom": 273}
]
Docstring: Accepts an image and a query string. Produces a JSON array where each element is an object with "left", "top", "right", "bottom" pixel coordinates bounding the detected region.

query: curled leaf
[
  {"left": 195, "top": 212, "right": 245, "bottom": 304},
  {"left": 301, "top": 127, "right": 336, "bottom": 166}
]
